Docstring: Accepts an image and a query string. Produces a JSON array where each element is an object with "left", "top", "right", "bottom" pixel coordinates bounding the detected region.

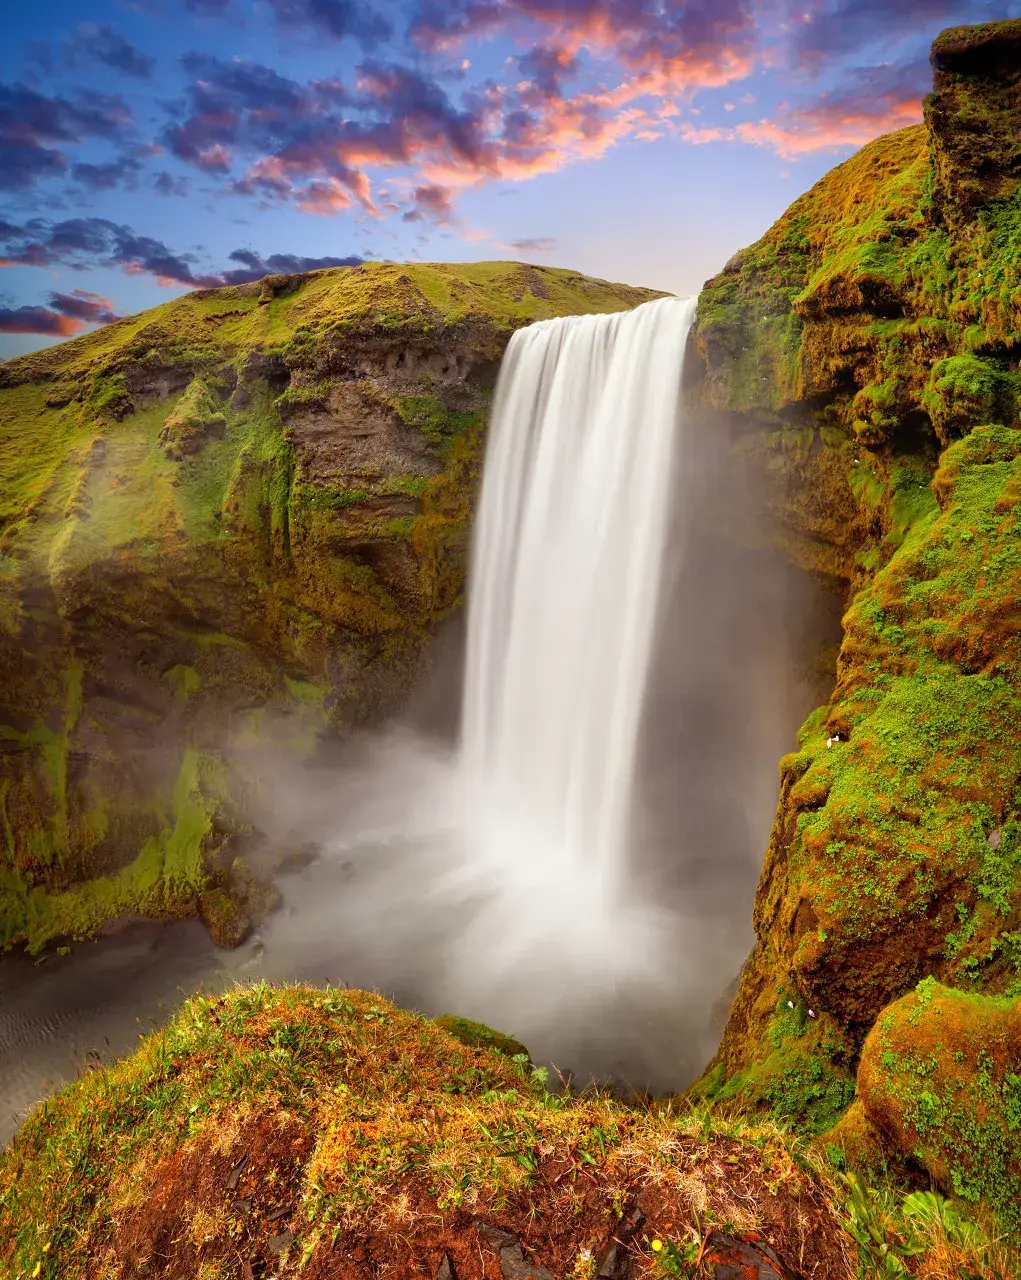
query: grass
[{"left": 0, "top": 982, "right": 1012, "bottom": 1280}]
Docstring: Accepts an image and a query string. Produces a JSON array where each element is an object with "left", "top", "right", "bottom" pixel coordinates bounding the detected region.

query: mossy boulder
[
  {"left": 854, "top": 981, "right": 1021, "bottom": 1233},
  {"left": 921, "top": 355, "right": 1011, "bottom": 446},
  {"left": 0, "top": 261, "right": 663, "bottom": 954}
]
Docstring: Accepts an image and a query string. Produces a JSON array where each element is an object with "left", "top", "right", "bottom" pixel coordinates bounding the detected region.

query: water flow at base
[{"left": 246, "top": 295, "right": 748, "bottom": 1086}]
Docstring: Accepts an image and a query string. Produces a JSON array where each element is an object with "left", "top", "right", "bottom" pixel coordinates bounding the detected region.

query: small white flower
[
  {"left": 808, "top": 1009, "right": 816, "bottom": 1018},
  {"left": 787, "top": 1000, "right": 795, "bottom": 1009}
]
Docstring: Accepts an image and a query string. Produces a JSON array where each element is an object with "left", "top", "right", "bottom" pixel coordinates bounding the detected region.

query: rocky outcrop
[
  {"left": 0, "top": 984, "right": 860, "bottom": 1279},
  {"left": 0, "top": 261, "right": 663, "bottom": 952},
  {"left": 691, "top": 17, "right": 1021, "bottom": 1173}
]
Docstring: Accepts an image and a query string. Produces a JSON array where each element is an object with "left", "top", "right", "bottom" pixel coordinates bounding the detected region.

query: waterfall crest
[{"left": 461, "top": 296, "right": 696, "bottom": 904}]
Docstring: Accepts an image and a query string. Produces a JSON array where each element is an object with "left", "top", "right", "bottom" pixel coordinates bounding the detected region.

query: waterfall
[
  {"left": 254, "top": 292, "right": 726, "bottom": 1085},
  {"left": 461, "top": 295, "right": 696, "bottom": 906}
]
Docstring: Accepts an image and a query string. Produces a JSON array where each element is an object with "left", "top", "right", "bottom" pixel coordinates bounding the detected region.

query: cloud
[
  {"left": 516, "top": 43, "right": 581, "bottom": 104},
  {"left": 156, "top": 0, "right": 763, "bottom": 224},
  {"left": 0, "top": 83, "right": 133, "bottom": 191},
  {"left": 409, "top": 0, "right": 758, "bottom": 92},
  {"left": 505, "top": 236, "right": 558, "bottom": 252},
  {"left": 402, "top": 183, "right": 456, "bottom": 222},
  {"left": 219, "top": 248, "right": 364, "bottom": 281},
  {"left": 681, "top": 56, "right": 930, "bottom": 157},
  {"left": 71, "top": 155, "right": 144, "bottom": 191},
  {"left": 792, "top": 0, "right": 1012, "bottom": 64},
  {"left": 0, "top": 215, "right": 363, "bottom": 289},
  {"left": 264, "top": 0, "right": 393, "bottom": 47},
  {"left": 0, "top": 305, "right": 84, "bottom": 336},
  {"left": 163, "top": 53, "right": 353, "bottom": 180},
  {"left": 0, "top": 216, "right": 221, "bottom": 287},
  {"left": 65, "top": 22, "right": 156, "bottom": 79},
  {"left": 48, "top": 289, "right": 122, "bottom": 324},
  {"left": 153, "top": 170, "right": 190, "bottom": 196}
]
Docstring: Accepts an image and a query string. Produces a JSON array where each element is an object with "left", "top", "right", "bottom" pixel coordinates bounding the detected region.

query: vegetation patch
[{"left": 856, "top": 981, "right": 1021, "bottom": 1235}]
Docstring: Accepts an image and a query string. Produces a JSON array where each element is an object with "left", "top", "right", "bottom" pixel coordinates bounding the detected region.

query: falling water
[{"left": 461, "top": 296, "right": 697, "bottom": 907}]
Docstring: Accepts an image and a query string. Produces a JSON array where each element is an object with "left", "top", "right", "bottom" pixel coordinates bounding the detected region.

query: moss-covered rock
[
  {"left": 431, "top": 1013, "right": 531, "bottom": 1061},
  {"left": 693, "top": 19, "right": 1021, "bottom": 1171},
  {"left": 0, "top": 983, "right": 869, "bottom": 1279},
  {"left": 158, "top": 377, "right": 227, "bottom": 459},
  {"left": 0, "top": 261, "right": 663, "bottom": 953},
  {"left": 853, "top": 981, "right": 1021, "bottom": 1233}
]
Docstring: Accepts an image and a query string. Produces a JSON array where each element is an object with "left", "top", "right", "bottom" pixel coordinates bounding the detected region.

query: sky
[{"left": 0, "top": 0, "right": 1017, "bottom": 359}]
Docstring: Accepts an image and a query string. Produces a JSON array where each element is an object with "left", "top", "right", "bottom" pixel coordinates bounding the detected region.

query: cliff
[
  {"left": 692, "top": 17, "right": 1021, "bottom": 1230},
  {"left": 0, "top": 262, "right": 662, "bottom": 953}
]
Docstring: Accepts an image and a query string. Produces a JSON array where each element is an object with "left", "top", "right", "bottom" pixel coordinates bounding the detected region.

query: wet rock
[
  {"left": 198, "top": 889, "right": 250, "bottom": 949},
  {"left": 226, "top": 1154, "right": 248, "bottom": 1190},
  {"left": 476, "top": 1223, "right": 555, "bottom": 1280},
  {"left": 499, "top": 1248, "right": 555, "bottom": 1280},
  {"left": 595, "top": 1202, "right": 645, "bottom": 1278},
  {"left": 595, "top": 1241, "right": 631, "bottom": 1279},
  {"left": 436, "top": 1253, "right": 459, "bottom": 1280},
  {"left": 700, "top": 1232, "right": 801, "bottom": 1279}
]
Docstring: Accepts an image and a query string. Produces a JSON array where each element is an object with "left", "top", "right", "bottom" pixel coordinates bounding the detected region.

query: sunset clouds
[{"left": 0, "top": 0, "right": 1010, "bottom": 354}]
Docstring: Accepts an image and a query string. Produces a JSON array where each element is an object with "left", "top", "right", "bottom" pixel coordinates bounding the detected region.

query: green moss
[
  {"left": 921, "top": 354, "right": 1010, "bottom": 445},
  {"left": 431, "top": 1014, "right": 530, "bottom": 1062},
  {"left": 394, "top": 394, "right": 480, "bottom": 458},
  {"left": 857, "top": 983, "right": 1021, "bottom": 1232},
  {"left": 701, "top": 36, "right": 1021, "bottom": 1197}
]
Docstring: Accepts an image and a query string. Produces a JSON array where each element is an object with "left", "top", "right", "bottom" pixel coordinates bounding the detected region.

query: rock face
[
  {"left": 0, "top": 261, "right": 663, "bottom": 952},
  {"left": 691, "top": 17, "right": 1021, "bottom": 1163}
]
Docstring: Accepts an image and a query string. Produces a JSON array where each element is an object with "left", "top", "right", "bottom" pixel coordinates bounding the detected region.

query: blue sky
[{"left": 1, "top": 0, "right": 1016, "bottom": 358}]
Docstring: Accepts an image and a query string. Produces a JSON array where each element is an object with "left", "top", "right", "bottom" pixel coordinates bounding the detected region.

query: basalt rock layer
[
  {"left": 0, "top": 261, "right": 662, "bottom": 953},
  {"left": 692, "top": 16, "right": 1021, "bottom": 1224}
]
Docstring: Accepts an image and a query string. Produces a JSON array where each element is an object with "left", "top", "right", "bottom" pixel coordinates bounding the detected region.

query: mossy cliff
[
  {"left": 0, "top": 262, "right": 661, "bottom": 954},
  {"left": 692, "top": 17, "right": 1021, "bottom": 1227}
]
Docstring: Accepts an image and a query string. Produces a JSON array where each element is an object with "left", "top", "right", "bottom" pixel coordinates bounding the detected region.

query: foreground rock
[
  {"left": 854, "top": 981, "right": 1021, "bottom": 1234},
  {"left": 0, "top": 262, "right": 661, "bottom": 953},
  {"left": 0, "top": 984, "right": 860, "bottom": 1279}
]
